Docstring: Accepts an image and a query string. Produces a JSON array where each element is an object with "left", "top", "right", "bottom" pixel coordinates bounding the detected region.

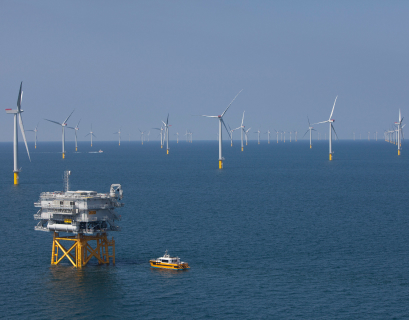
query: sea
[{"left": 0, "top": 139, "right": 408, "bottom": 319}]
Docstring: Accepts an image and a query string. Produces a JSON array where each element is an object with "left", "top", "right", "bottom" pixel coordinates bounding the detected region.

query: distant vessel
[
  {"left": 99, "top": 149, "right": 103, "bottom": 153},
  {"left": 34, "top": 171, "right": 124, "bottom": 268},
  {"left": 150, "top": 250, "right": 190, "bottom": 270}
]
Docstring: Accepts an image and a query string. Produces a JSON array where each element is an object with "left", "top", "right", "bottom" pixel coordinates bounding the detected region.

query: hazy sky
[{"left": 1, "top": 1, "right": 408, "bottom": 142}]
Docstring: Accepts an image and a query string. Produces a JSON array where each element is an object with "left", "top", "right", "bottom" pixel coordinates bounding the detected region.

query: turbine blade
[
  {"left": 17, "top": 82, "right": 23, "bottom": 111},
  {"left": 167, "top": 113, "right": 169, "bottom": 125},
  {"left": 307, "top": 116, "right": 311, "bottom": 127},
  {"left": 221, "top": 89, "right": 243, "bottom": 117},
  {"left": 200, "top": 115, "right": 218, "bottom": 118},
  {"left": 92, "top": 133, "right": 97, "bottom": 138},
  {"left": 44, "top": 119, "right": 62, "bottom": 126},
  {"left": 85, "top": 133, "right": 90, "bottom": 137},
  {"left": 313, "top": 120, "right": 329, "bottom": 125},
  {"left": 241, "top": 111, "right": 245, "bottom": 126},
  {"left": 18, "top": 113, "right": 31, "bottom": 162},
  {"left": 302, "top": 130, "right": 309, "bottom": 138},
  {"left": 332, "top": 124, "right": 339, "bottom": 140},
  {"left": 221, "top": 119, "right": 231, "bottom": 139},
  {"left": 329, "top": 96, "right": 338, "bottom": 120},
  {"left": 63, "top": 109, "right": 75, "bottom": 124}
]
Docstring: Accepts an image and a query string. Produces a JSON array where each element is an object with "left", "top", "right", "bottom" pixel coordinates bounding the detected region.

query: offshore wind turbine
[
  {"left": 302, "top": 117, "right": 315, "bottom": 148},
  {"left": 200, "top": 90, "right": 242, "bottom": 169},
  {"left": 27, "top": 122, "right": 39, "bottom": 149},
  {"left": 44, "top": 109, "right": 75, "bottom": 159},
  {"left": 138, "top": 129, "right": 145, "bottom": 145},
  {"left": 245, "top": 127, "right": 251, "bottom": 146},
  {"left": 113, "top": 128, "right": 121, "bottom": 145},
  {"left": 254, "top": 129, "right": 261, "bottom": 144},
  {"left": 314, "top": 96, "right": 338, "bottom": 161},
  {"left": 175, "top": 132, "right": 179, "bottom": 143},
  {"left": 289, "top": 131, "right": 292, "bottom": 142},
  {"left": 162, "top": 114, "right": 170, "bottom": 154},
  {"left": 73, "top": 119, "right": 80, "bottom": 151},
  {"left": 295, "top": 131, "right": 298, "bottom": 142},
  {"left": 85, "top": 124, "right": 96, "bottom": 147},
  {"left": 274, "top": 130, "right": 279, "bottom": 143},
  {"left": 395, "top": 109, "right": 404, "bottom": 155},
  {"left": 5, "top": 82, "right": 31, "bottom": 185},
  {"left": 228, "top": 124, "right": 237, "bottom": 147},
  {"left": 265, "top": 130, "right": 271, "bottom": 144},
  {"left": 238, "top": 111, "right": 245, "bottom": 151}
]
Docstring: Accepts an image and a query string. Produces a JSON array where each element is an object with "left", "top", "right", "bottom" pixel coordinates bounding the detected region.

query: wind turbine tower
[
  {"left": 201, "top": 90, "right": 242, "bottom": 169},
  {"left": 5, "top": 82, "right": 31, "bottom": 185}
]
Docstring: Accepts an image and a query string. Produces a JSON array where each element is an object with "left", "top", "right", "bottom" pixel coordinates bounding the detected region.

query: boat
[
  {"left": 150, "top": 250, "right": 190, "bottom": 270},
  {"left": 98, "top": 149, "right": 103, "bottom": 153}
]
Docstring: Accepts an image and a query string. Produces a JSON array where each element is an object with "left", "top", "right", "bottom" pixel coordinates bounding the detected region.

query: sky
[{"left": 1, "top": 1, "right": 408, "bottom": 142}]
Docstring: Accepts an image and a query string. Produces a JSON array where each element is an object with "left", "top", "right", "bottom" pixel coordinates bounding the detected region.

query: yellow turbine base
[
  {"left": 219, "top": 160, "right": 223, "bottom": 169},
  {"left": 75, "top": 147, "right": 77, "bottom": 152},
  {"left": 14, "top": 172, "right": 19, "bottom": 185},
  {"left": 51, "top": 232, "right": 115, "bottom": 268},
  {"left": 398, "top": 150, "right": 401, "bottom": 155},
  {"left": 310, "top": 145, "right": 312, "bottom": 149},
  {"left": 62, "top": 153, "right": 65, "bottom": 159},
  {"left": 35, "top": 145, "right": 36, "bottom": 149},
  {"left": 167, "top": 149, "right": 169, "bottom": 155},
  {"left": 329, "top": 153, "right": 332, "bottom": 161},
  {"left": 246, "top": 142, "right": 248, "bottom": 146},
  {"left": 91, "top": 143, "right": 92, "bottom": 147},
  {"left": 231, "top": 142, "right": 233, "bottom": 147},
  {"left": 119, "top": 142, "right": 120, "bottom": 146},
  {"left": 142, "top": 142, "right": 143, "bottom": 145},
  {"left": 241, "top": 147, "right": 243, "bottom": 151},
  {"left": 161, "top": 145, "right": 163, "bottom": 148}
]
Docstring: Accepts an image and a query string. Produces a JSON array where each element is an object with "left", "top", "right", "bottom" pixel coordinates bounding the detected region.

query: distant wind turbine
[
  {"left": 44, "top": 109, "right": 75, "bottom": 159},
  {"left": 85, "top": 124, "right": 96, "bottom": 147},
  {"left": 113, "top": 128, "right": 121, "bottom": 145},
  {"left": 73, "top": 119, "right": 81, "bottom": 151},
  {"left": 27, "top": 122, "right": 40, "bottom": 149},
  {"left": 302, "top": 117, "right": 316, "bottom": 148}
]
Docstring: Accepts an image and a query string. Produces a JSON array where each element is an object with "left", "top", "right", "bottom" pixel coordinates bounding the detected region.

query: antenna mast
[{"left": 63, "top": 170, "right": 71, "bottom": 192}]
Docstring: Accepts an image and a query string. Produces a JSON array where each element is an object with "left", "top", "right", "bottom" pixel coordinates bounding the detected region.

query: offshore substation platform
[{"left": 34, "top": 171, "right": 124, "bottom": 268}]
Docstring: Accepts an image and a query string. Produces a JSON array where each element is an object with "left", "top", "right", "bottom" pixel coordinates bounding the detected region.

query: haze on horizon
[{"left": 1, "top": 1, "right": 408, "bottom": 142}]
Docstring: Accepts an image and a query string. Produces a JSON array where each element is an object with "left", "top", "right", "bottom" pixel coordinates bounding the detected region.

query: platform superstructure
[{"left": 34, "top": 171, "right": 124, "bottom": 268}]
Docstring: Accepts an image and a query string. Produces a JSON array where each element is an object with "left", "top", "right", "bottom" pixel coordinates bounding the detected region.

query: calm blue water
[{"left": 1, "top": 140, "right": 408, "bottom": 319}]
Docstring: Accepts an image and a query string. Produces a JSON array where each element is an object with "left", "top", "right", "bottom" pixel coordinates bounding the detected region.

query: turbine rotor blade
[
  {"left": 302, "top": 130, "right": 309, "bottom": 138},
  {"left": 17, "top": 81, "right": 23, "bottom": 111},
  {"left": 221, "top": 89, "right": 243, "bottom": 117},
  {"left": 19, "top": 113, "right": 31, "bottom": 162},
  {"left": 332, "top": 124, "right": 339, "bottom": 140},
  {"left": 329, "top": 96, "right": 338, "bottom": 120},
  {"left": 44, "top": 119, "right": 62, "bottom": 126},
  {"left": 221, "top": 119, "right": 231, "bottom": 139},
  {"left": 63, "top": 109, "right": 75, "bottom": 124}
]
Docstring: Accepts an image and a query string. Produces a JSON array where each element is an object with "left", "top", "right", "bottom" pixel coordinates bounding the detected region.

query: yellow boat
[{"left": 150, "top": 250, "right": 190, "bottom": 270}]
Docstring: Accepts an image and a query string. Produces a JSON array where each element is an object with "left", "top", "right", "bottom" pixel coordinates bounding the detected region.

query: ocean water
[{"left": 0, "top": 140, "right": 408, "bottom": 319}]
